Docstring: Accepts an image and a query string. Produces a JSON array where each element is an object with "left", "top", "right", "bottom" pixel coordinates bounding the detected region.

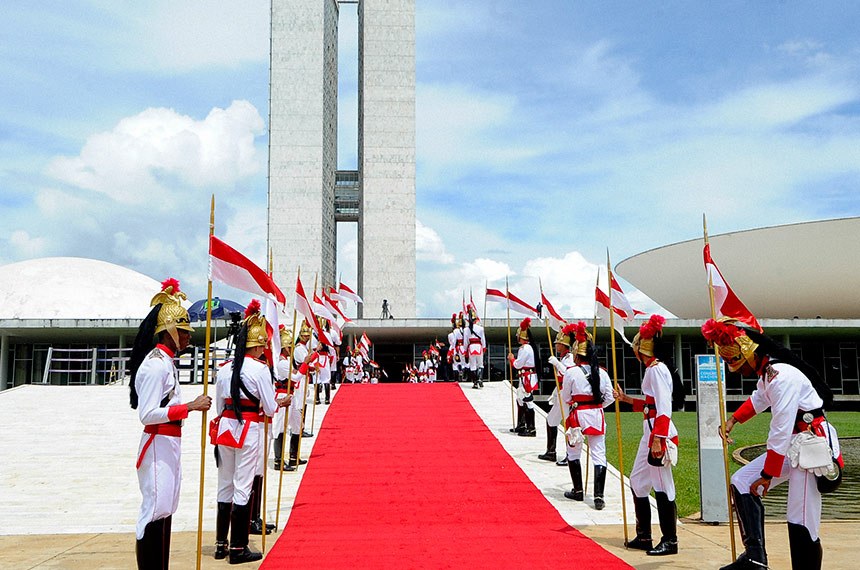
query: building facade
[{"left": 268, "top": 0, "right": 416, "bottom": 317}]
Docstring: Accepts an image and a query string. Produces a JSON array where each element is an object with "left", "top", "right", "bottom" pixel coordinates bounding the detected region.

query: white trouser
[
  {"left": 732, "top": 452, "right": 822, "bottom": 540},
  {"left": 136, "top": 434, "right": 181, "bottom": 539},
  {"left": 255, "top": 421, "right": 267, "bottom": 476},
  {"left": 630, "top": 427, "right": 676, "bottom": 501},
  {"left": 217, "top": 422, "right": 261, "bottom": 505},
  {"left": 567, "top": 433, "right": 607, "bottom": 467}
]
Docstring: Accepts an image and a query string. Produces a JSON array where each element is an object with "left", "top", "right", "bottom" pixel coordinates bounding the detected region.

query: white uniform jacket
[
  {"left": 561, "top": 364, "right": 614, "bottom": 436},
  {"left": 134, "top": 344, "right": 188, "bottom": 539}
]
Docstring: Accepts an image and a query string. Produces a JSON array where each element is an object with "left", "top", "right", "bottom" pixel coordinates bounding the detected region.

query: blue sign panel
[{"left": 697, "top": 354, "right": 719, "bottom": 383}]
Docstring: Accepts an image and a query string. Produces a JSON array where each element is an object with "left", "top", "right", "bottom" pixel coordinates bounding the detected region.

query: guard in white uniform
[
  {"left": 614, "top": 315, "right": 679, "bottom": 557},
  {"left": 704, "top": 318, "right": 842, "bottom": 570},
  {"left": 272, "top": 326, "right": 293, "bottom": 470},
  {"left": 508, "top": 318, "right": 539, "bottom": 437},
  {"left": 313, "top": 320, "right": 336, "bottom": 404},
  {"left": 464, "top": 308, "right": 487, "bottom": 389},
  {"left": 542, "top": 324, "right": 576, "bottom": 463},
  {"left": 129, "top": 278, "right": 211, "bottom": 570},
  {"left": 559, "top": 322, "right": 614, "bottom": 510},
  {"left": 213, "top": 300, "right": 289, "bottom": 564}
]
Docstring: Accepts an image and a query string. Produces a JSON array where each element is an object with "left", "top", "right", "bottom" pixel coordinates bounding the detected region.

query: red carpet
[{"left": 261, "top": 383, "right": 632, "bottom": 569}]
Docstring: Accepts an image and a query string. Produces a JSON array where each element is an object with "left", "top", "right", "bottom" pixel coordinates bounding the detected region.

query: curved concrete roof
[
  {"left": 0, "top": 257, "right": 162, "bottom": 319},
  {"left": 616, "top": 217, "right": 860, "bottom": 319}
]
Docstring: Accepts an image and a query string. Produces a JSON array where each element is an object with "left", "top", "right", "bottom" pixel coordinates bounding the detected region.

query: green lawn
[{"left": 603, "top": 410, "right": 860, "bottom": 517}]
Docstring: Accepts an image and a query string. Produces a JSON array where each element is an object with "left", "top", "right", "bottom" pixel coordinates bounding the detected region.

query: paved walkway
[{"left": 0, "top": 381, "right": 856, "bottom": 569}]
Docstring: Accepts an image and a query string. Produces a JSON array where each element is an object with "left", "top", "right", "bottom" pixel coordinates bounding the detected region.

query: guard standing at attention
[{"left": 129, "top": 278, "right": 211, "bottom": 570}]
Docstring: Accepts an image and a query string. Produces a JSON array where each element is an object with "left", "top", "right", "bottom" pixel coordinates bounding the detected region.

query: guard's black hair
[
  {"left": 577, "top": 341, "right": 604, "bottom": 403},
  {"left": 128, "top": 304, "right": 161, "bottom": 409},
  {"left": 230, "top": 323, "right": 249, "bottom": 424}
]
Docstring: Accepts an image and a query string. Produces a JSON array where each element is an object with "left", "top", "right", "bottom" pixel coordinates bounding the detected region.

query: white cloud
[
  {"left": 9, "top": 231, "right": 47, "bottom": 258},
  {"left": 416, "top": 219, "right": 453, "bottom": 264},
  {"left": 45, "top": 101, "right": 264, "bottom": 205}
]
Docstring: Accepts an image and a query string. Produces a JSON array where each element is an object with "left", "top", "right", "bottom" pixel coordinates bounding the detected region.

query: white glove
[
  {"left": 788, "top": 434, "right": 802, "bottom": 468},
  {"left": 665, "top": 439, "right": 679, "bottom": 467},
  {"left": 547, "top": 355, "right": 560, "bottom": 368},
  {"left": 565, "top": 426, "right": 583, "bottom": 446},
  {"left": 811, "top": 463, "right": 833, "bottom": 477}
]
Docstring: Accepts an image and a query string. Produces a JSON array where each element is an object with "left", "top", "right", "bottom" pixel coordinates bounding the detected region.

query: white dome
[{"left": 0, "top": 257, "right": 163, "bottom": 319}]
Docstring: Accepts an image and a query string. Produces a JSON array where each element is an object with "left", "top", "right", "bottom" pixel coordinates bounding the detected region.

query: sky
[{"left": 2, "top": 1, "right": 860, "bottom": 320}]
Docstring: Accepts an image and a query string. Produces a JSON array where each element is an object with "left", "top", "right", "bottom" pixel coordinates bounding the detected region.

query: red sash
[{"left": 136, "top": 423, "right": 181, "bottom": 469}]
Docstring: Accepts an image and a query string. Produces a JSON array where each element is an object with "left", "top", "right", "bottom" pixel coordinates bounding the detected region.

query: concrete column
[
  {"left": 674, "top": 334, "right": 684, "bottom": 380},
  {"left": 0, "top": 334, "right": 9, "bottom": 391}
]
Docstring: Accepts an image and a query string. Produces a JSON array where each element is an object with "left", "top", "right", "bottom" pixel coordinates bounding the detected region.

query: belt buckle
[{"left": 802, "top": 412, "right": 814, "bottom": 424}]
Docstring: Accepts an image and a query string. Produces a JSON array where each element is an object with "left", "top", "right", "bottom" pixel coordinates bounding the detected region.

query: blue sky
[{"left": 2, "top": 1, "right": 860, "bottom": 319}]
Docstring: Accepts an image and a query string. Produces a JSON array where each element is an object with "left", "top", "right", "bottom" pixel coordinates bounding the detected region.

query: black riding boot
[
  {"left": 646, "top": 492, "right": 678, "bottom": 556},
  {"left": 593, "top": 465, "right": 607, "bottom": 510},
  {"left": 136, "top": 518, "right": 166, "bottom": 570},
  {"left": 315, "top": 384, "right": 321, "bottom": 405},
  {"left": 518, "top": 406, "right": 536, "bottom": 437},
  {"left": 273, "top": 434, "right": 284, "bottom": 470},
  {"left": 249, "top": 476, "right": 275, "bottom": 535},
  {"left": 477, "top": 370, "right": 484, "bottom": 388},
  {"left": 625, "top": 493, "right": 653, "bottom": 550},
  {"left": 215, "top": 501, "right": 231, "bottom": 559},
  {"left": 229, "top": 502, "right": 262, "bottom": 564},
  {"left": 324, "top": 383, "right": 331, "bottom": 404},
  {"left": 538, "top": 424, "right": 557, "bottom": 461},
  {"left": 720, "top": 486, "right": 768, "bottom": 569},
  {"left": 564, "top": 459, "right": 584, "bottom": 500},
  {"left": 510, "top": 404, "right": 525, "bottom": 433},
  {"left": 788, "top": 522, "right": 821, "bottom": 570},
  {"left": 162, "top": 515, "right": 172, "bottom": 569},
  {"left": 286, "top": 433, "right": 307, "bottom": 469}
]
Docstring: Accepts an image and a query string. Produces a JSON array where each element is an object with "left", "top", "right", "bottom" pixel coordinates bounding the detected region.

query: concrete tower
[{"left": 268, "top": 0, "right": 416, "bottom": 318}]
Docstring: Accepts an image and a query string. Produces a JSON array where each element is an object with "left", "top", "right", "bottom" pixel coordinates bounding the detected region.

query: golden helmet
[
  {"left": 243, "top": 299, "right": 269, "bottom": 348},
  {"left": 151, "top": 278, "right": 194, "bottom": 346},
  {"left": 279, "top": 325, "right": 293, "bottom": 351},
  {"left": 554, "top": 322, "right": 575, "bottom": 348},
  {"left": 632, "top": 314, "right": 665, "bottom": 358},
  {"left": 516, "top": 317, "right": 532, "bottom": 342},
  {"left": 572, "top": 321, "right": 593, "bottom": 357},
  {"left": 456, "top": 312, "right": 465, "bottom": 328},
  {"left": 701, "top": 317, "right": 759, "bottom": 372},
  {"left": 299, "top": 319, "right": 313, "bottom": 342}
]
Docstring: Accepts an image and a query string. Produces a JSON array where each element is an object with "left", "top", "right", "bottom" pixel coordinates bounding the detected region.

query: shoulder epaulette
[{"left": 147, "top": 348, "right": 164, "bottom": 360}]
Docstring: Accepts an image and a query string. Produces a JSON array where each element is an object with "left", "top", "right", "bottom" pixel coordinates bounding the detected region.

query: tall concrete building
[{"left": 268, "top": 0, "right": 416, "bottom": 318}]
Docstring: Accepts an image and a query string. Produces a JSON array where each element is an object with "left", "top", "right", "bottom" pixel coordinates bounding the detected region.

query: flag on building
[
  {"left": 209, "top": 236, "right": 286, "bottom": 304},
  {"left": 208, "top": 236, "right": 286, "bottom": 358},
  {"left": 338, "top": 282, "right": 363, "bottom": 304},
  {"left": 294, "top": 276, "right": 331, "bottom": 346},
  {"left": 485, "top": 288, "right": 507, "bottom": 305},
  {"left": 610, "top": 274, "right": 643, "bottom": 321},
  {"left": 507, "top": 290, "right": 539, "bottom": 317},
  {"left": 595, "top": 286, "right": 632, "bottom": 345},
  {"left": 704, "top": 243, "right": 762, "bottom": 331},
  {"left": 540, "top": 292, "right": 567, "bottom": 331}
]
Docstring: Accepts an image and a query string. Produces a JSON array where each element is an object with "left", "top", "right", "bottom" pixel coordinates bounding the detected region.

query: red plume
[
  {"left": 244, "top": 299, "right": 261, "bottom": 318},
  {"left": 519, "top": 317, "right": 531, "bottom": 330},
  {"left": 161, "top": 277, "right": 181, "bottom": 294},
  {"left": 562, "top": 323, "right": 577, "bottom": 336},
  {"left": 574, "top": 321, "right": 589, "bottom": 343},
  {"left": 639, "top": 314, "right": 666, "bottom": 340},
  {"left": 701, "top": 318, "right": 743, "bottom": 346}
]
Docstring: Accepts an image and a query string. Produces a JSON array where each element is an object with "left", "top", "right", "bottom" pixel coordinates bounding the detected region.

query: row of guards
[
  {"left": 129, "top": 196, "right": 377, "bottom": 569},
  {"left": 472, "top": 214, "right": 842, "bottom": 570}
]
